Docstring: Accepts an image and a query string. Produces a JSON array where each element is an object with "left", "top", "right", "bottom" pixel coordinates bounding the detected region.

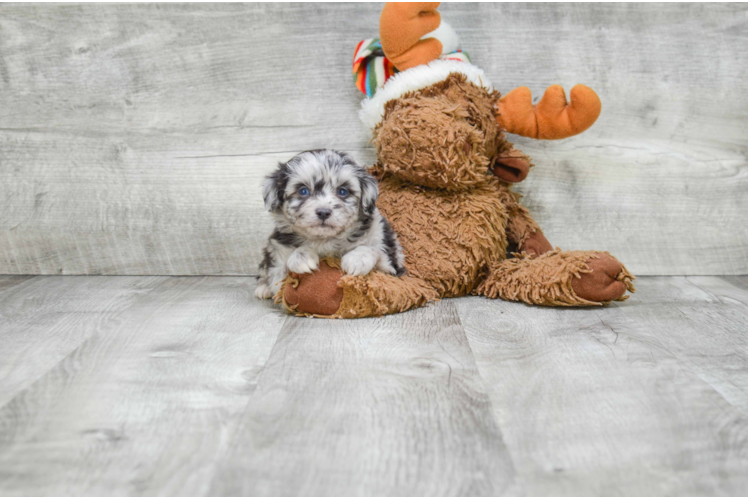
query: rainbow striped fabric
[{"left": 353, "top": 38, "right": 471, "bottom": 97}]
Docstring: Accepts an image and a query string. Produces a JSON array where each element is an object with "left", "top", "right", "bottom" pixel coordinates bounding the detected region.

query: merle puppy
[{"left": 255, "top": 149, "right": 406, "bottom": 299}]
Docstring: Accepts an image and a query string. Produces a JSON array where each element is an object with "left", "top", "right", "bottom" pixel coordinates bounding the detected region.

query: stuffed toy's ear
[
  {"left": 497, "top": 84, "right": 602, "bottom": 140},
  {"left": 262, "top": 166, "right": 287, "bottom": 212},
  {"left": 491, "top": 149, "right": 532, "bottom": 183}
]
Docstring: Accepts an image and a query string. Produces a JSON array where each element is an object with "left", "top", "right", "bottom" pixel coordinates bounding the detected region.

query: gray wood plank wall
[{"left": 1, "top": 3, "right": 746, "bottom": 276}]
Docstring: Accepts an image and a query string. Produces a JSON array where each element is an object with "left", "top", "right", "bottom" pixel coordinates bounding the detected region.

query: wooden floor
[{"left": 0, "top": 275, "right": 747, "bottom": 495}]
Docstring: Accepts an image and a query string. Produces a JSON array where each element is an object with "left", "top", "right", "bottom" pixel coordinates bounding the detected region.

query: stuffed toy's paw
[
  {"left": 572, "top": 253, "right": 635, "bottom": 303},
  {"left": 283, "top": 261, "right": 344, "bottom": 316}
]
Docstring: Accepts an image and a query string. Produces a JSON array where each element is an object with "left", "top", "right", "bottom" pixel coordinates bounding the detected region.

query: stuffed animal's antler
[
  {"left": 380, "top": 3, "right": 601, "bottom": 139},
  {"left": 497, "top": 84, "right": 602, "bottom": 140},
  {"left": 380, "top": 2, "right": 444, "bottom": 71}
]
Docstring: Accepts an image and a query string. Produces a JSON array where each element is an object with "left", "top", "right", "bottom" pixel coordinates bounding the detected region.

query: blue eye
[
  {"left": 298, "top": 187, "right": 309, "bottom": 196},
  {"left": 337, "top": 187, "right": 349, "bottom": 197}
]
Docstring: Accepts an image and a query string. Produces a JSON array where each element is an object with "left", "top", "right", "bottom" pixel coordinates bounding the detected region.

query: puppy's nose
[{"left": 316, "top": 208, "right": 332, "bottom": 221}]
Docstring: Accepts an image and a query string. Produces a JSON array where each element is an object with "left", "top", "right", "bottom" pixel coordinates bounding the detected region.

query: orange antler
[
  {"left": 497, "top": 84, "right": 602, "bottom": 140},
  {"left": 380, "top": 2, "right": 443, "bottom": 71}
]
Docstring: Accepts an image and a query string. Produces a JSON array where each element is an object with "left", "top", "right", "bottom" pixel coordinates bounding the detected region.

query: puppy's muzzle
[{"left": 316, "top": 208, "right": 332, "bottom": 221}]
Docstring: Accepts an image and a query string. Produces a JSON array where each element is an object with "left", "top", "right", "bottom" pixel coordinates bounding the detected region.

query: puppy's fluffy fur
[{"left": 255, "top": 149, "right": 406, "bottom": 299}]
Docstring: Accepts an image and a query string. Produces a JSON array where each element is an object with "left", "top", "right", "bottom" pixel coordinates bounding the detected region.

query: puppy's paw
[
  {"left": 341, "top": 248, "right": 377, "bottom": 276},
  {"left": 287, "top": 248, "right": 319, "bottom": 275},
  {"left": 254, "top": 283, "right": 274, "bottom": 300}
]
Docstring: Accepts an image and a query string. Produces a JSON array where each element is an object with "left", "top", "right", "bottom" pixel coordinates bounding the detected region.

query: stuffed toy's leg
[
  {"left": 276, "top": 258, "right": 438, "bottom": 318},
  {"left": 489, "top": 186, "right": 635, "bottom": 306},
  {"left": 475, "top": 250, "right": 635, "bottom": 306}
]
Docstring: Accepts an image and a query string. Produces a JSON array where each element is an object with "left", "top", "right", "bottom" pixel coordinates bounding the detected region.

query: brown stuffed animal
[{"left": 277, "top": 2, "right": 634, "bottom": 318}]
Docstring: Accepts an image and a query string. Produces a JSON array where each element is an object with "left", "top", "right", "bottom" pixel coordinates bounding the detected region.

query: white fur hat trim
[{"left": 358, "top": 59, "right": 494, "bottom": 132}]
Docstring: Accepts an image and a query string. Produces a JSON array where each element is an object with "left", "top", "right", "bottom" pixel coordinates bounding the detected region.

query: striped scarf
[{"left": 353, "top": 38, "right": 471, "bottom": 97}]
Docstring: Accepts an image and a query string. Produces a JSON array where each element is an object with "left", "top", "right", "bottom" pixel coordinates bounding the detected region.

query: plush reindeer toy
[{"left": 276, "top": 2, "right": 635, "bottom": 318}]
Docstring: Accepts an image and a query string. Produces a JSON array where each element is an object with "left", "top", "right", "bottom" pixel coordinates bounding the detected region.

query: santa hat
[
  {"left": 352, "top": 3, "right": 603, "bottom": 140},
  {"left": 353, "top": 3, "right": 493, "bottom": 132}
]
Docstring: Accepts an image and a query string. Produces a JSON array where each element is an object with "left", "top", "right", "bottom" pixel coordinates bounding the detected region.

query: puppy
[{"left": 255, "top": 149, "right": 406, "bottom": 299}]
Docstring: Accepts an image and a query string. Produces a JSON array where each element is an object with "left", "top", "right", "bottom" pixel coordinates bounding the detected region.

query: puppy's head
[{"left": 263, "top": 150, "right": 378, "bottom": 239}]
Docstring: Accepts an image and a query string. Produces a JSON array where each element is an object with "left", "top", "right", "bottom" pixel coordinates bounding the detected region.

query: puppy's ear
[
  {"left": 262, "top": 164, "right": 287, "bottom": 212},
  {"left": 359, "top": 173, "right": 379, "bottom": 216}
]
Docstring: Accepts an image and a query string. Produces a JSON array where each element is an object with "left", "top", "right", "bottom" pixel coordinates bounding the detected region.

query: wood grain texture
[
  {"left": 649, "top": 276, "right": 748, "bottom": 415},
  {"left": 0, "top": 276, "right": 286, "bottom": 495},
  {"left": 210, "top": 300, "right": 517, "bottom": 496},
  {"left": 1, "top": 276, "right": 747, "bottom": 495},
  {"left": 455, "top": 278, "right": 748, "bottom": 495},
  {"left": 722, "top": 275, "right": 748, "bottom": 291},
  {"left": 0, "top": 276, "right": 34, "bottom": 294},
  {"left": 0, "top": 3, "right": 746, "bottom": 275},
  {"left": 0, "top": 275, "right": 165, "bottom": 407}
]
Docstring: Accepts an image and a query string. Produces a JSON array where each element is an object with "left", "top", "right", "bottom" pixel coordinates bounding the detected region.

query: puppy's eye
[
  {"left": 337, "top": 187, "right": 349, "bottom": 197},
  {"left": 298, "top": 187, "right": 310, "bottom": 197}
]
